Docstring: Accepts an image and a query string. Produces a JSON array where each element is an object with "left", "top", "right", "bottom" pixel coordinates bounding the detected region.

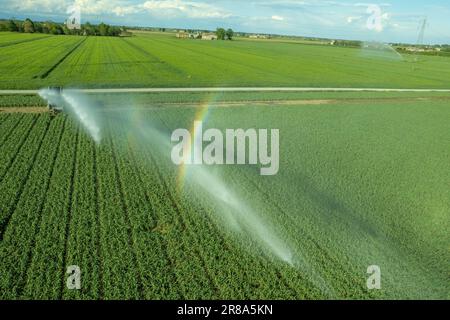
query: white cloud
[
  {"left": 139, "top": 0, "right": 232, "bottom": 19},
  {"left": 256, "top": 1, "right": 392, "bottom": 9},
  {"left": 347, "top": 16, "right": 362, "bottom": 23},
  {"left": 3, "top": 0, "right": 127, "bottom": 15},
  {"left": 74, "top": 0, "right": 123, "bottom": 15},
  {"left": 112, "top": 6, "right": 141, "bottom": 17},
  {"left": 271, "top": 15, "right": 284, "bottom": 21},
  {"left": 2, "top": 0, "right": 232, "bottom": 19},
  {"left": 7, "top": 0, "right": 68, "bottom": 13}
]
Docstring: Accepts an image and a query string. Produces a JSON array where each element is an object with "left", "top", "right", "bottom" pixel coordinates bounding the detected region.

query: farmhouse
[
  {"left": 190, "top": 33, "right": 202, "bottom": 39},
  {"left": 176, "top": 31, "right": 190, "bottom": 39},
  {"left": 119, "top": 30, "right": 133, "bottom": 37},
  {"left": 202, "top": 33, "right": 217, "bottom": 40},
  {"left": 176, "top": 31, "right": 202, "bottom": 39},
  {"left": 249, "top": 34, "right": 270, "bottom": 39}
]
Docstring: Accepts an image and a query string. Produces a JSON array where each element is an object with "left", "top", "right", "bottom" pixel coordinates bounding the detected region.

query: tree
[
  {"left": 83, "top": 22, "right": 94, "bottom": 36},
  {"left": 17, "top": 22, "right": 24, "bottom": 33},
  {"left": 7, "top": 20, "right": 18, "bottom": 32},
  {"left": 34, "top": 22, "right": 43, "bottom": 33},
  {"left": 1, "top": 18, "right": 122, "bottom": 37},
  {"left": 50, "top": 24, "right": 64, "bottom": 35},
  {"left": 98, "top": 23, "right": 109, "bottom": 36},
  {"left": 41, "top": 22, "right": 50, "bottom": 34},
  {"left": 226, "top": 28, "right": 234, "bottom": 40},
  {"left": 216, "top": 28, "right": 226, "bottom": 40},
  {"left": 62, "top": 25, "right": 72, "bottom": 35},
  {"left": 23, "top": 18, "right": 35, "bottom": 33},
  {"left": 110, "top": 26, "right": 121, "bottom": 36}
]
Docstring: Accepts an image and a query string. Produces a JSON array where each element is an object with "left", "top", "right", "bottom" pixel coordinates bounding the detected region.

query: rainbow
[{"left": 176, "top": 93, "right": 218, "bottom": 190}]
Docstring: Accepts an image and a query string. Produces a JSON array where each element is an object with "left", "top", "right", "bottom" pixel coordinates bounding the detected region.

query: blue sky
[{"left": 1, "top": 0, "right": 450, "bottom": 44}]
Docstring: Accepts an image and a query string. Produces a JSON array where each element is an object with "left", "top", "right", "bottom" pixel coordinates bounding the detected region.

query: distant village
[
  {"left": 176, "top": 31, "right": 217, "bottom": 40},
  {"left": 168, "top": 27, "right": 449, "bottom": 55},
  {"left": 175, "top": 30, "right": 272, "bottom": 41},
  {"left": 175, "top": 28, "right": 234, "bottom": 41},
  {"left": 171, "top": 27, "right": 450, "bottom": 56}
]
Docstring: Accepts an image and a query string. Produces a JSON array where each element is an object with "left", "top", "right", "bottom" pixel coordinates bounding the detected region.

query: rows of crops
[
  {"left": 0, "top": 32, "right": 51, "bottom": 48},
  {"left": 0, "top": 94, "right": 448, "bottom": 299},
  {"left": 0, "top": 35, "right": 84, "bottom": 89},
  {"left": 0, "top": 95, "right": 46, "bottom": 107},
  {"left": 0, "top": 113, "right": 306, "bottom": 299},
  {"left": 3, "top": 91, "right": 450, "bottom": 109},
  {"left": 1, "top": 32, "right": 450, "bottom": 89},
  {"left": 150, "top": 97, "right": 450, "bottom": 299}
]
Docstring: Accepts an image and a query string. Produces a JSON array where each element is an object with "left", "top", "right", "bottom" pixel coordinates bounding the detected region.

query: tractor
[{"left": 47, "top": 87, "right": 64, "bottom": 116}]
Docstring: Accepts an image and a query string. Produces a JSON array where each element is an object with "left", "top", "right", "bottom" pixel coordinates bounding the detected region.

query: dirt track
[
  {"left": 1, "top": 95, "right": 449, "bottom": 114},
  {"left": 0, "top": 107, "right": 47, "bottom": 113},
  {"left": 2, "top": 87, "right": 450, "bottom": 95}
]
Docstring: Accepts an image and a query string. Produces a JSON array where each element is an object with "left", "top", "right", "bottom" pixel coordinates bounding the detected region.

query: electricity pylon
[{"left": 414, "top": 17, "right": 427, "bottom": 63}]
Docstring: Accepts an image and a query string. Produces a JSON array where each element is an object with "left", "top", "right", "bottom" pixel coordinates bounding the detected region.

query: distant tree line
[
  {"left": 333, "top": 40, "right": 362, "bottom": 48},
  {"left": 396, "top": 47, "right": 450, "bottom": 58},
  {"left": 216, "top": 28, "right": 234, "bottom": 40},
  {"left": 0, "top": 18, "right": 124, "bottom": 36}
]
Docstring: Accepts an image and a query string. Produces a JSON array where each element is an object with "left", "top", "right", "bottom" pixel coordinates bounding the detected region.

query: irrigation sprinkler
[{"left": 46, "top": 87, "right": 64, "bottom": 116}]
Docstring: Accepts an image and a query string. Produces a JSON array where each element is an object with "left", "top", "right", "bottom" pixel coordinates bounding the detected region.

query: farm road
[{"left": 1, "top": 87, "right": 450, "bottom": 95}]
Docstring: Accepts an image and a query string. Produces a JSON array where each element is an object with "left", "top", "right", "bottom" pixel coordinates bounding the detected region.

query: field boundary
[
  {"left": 3, "top": 96, "right": 450, "bottom": 113},
  {"left": 35, "top": 37, "right": 88, "bottom": 79},
  {"left": 2, "top": 87, "right": 450, "bottom": 95},
  {"left": 0, "top": 107, "right": 47, "bottom": 113},
  {"left": 0, "top": 35, "right": 51, "bottom": 48}
]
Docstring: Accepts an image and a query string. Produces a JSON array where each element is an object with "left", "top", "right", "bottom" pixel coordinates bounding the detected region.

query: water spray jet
[
  {"left": 38, "top": 89, "right": 296, "bottom": 265},
  {"left": 39, "top": 87, "right": 102, "bottom": 144}
]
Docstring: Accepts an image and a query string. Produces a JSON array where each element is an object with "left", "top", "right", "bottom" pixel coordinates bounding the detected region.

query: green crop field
[
  {"left": 0, "top": 28, "right": 448, "bottom": 301},
  {"left": 0, "top": 32, "right": 51, "bottom": 48},
  {"left": 0, "top": 92, "right": 448, "bottom": 299},
  {"left": 1, "top": 32, "right": 450, "bottom": 89}
]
